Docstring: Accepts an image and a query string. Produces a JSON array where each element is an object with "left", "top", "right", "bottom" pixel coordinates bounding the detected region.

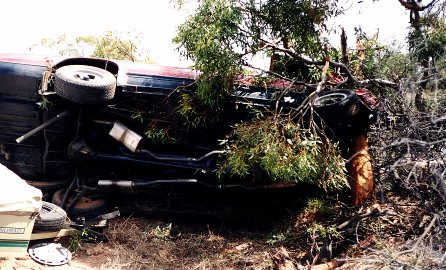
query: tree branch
[
  {"left": 398, "top": 0, "right": 438, "bottom": 11},
  {"left": 392, "top": 214, "right": 438, "bottom": 259},
  {"left": 268, "top": 45, "right": 357, "bottom": 83},
  {"left": 345, "top": 137, "right": 446, "bottom": 164},
  {"left": 336, "top": 209, "right": 400, "bottom": 231},
  {"left": 240, "top": 31, "right": 398, "bottom": 88},
  {"left": 357, "top": 79, "right": 398, "bottom": 88},
  {"left": 241, "top": 61, "right": 317, "bottom": 89}
]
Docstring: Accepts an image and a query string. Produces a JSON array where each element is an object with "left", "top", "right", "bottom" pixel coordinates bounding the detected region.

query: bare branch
[
  {"left": 267, "top": 44, "right": 357, "bottom": 83},
  {"left": 336, "top": 209, "right": 400, "bottom": 231},
  {"left": 242, "top": 61, "right": 316, "bottom": 89},
  {"left": 398, "top": 0, "right": 439, "bottom": 11},
  {"left": 357, "top": 79, "right": 398, "bottom": 88},
  {"left": 293, "top": 59, "right": 330, "bottom": 114},
  {"left": 379, "top": 137, "right": 446, "bottom": 149},
  {"left": 392, "top": 215, "right": 438, "bottom": 259},
  {"left": 261, "top": 40, "right": 398, "bottom": 89}
]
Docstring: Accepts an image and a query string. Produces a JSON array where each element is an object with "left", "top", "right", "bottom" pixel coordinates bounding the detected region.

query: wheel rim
[
  {"left": 53, "top": 188, "right": 108, "bottom": 218},
  {"left": 314, "top": 93, "right": 347, "bottom": 106},
  {"left": 72, "top": 69, "right": 104, "bottom": 82},
  {"left": 41, "top": 205, "right": 52, "bottom": 214}
]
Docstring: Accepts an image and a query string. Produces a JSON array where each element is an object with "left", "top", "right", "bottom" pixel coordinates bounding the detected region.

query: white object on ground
[
  {"left": 28, "top": 242, "right": 72, "bottom": 266},
  {"left": 0, "top": 163, "right": 42, "bottom": 213}
]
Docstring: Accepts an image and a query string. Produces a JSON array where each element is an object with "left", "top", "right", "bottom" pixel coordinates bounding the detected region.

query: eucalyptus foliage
[
  {"left": 174, "top": 0, "right": 340, "bottom": 112},
  {"left": 175, "top": 0, "right": 350, "bottom": 189},
  {"left": 408, "top": 15, "right": 446, "bottom": 64},
  {"left": 349, "top": 29, "right": 413, "bottom": 82},
  {"left": 217, "top": 117, "right": 348, "bottom": 191},
  {"left": 174, "top": 0, "right": 244, "bottom": 110}
]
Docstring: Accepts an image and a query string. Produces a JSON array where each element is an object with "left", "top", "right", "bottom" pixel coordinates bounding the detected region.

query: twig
[
  {"left": 266, "top": 44, "right": 357, "bottom": 83},
  {"left": 440, "top": 250, "right": 446, "bottom": 265},
  {"left": 242, "top": 61, "right": 316, "bottom": 88},
  {"left": 392, "top": 214, "right": 438, "bottom": 259},
  {"left": 293, "top": 58, "right": 330, "bottom": 115},
  {"left": 346, "top": 137, "right": 446, "bottom": 164},
  {"left": 380, "top": 137, "right": 446, "bottom": 149},
  {"left": 306, "top": 259, "right": 344, "bottom": 270},
  {"left": 336, "top": 209, "right": 400, "bottom": 231},
  {"left": 432, "top": 115, "right": 446, "bottom": 124},
  {"left": 358, "top": 78, "right": 398, "bottom": 88}
]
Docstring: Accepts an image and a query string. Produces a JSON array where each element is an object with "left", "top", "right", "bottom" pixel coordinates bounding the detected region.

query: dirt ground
[
  {"left": 0, "top": 190, "right": 327, "bottom": 270},
  {"left": 0, "top": 215, "right": 338, "bottom": 270},
  {"left": 0, "top": 214, "right": 301, "bottom": 270},
  {"left": 0, "top": 189, "right": 440, "bottom": 270}
]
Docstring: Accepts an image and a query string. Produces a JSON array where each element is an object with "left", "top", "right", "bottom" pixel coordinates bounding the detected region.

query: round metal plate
[{"left": 28, "top": 243, "right": 72, "bottom": 266}]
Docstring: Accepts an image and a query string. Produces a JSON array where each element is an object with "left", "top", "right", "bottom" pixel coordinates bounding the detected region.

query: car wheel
[
  {"left": 313, "top": 90, "right": 360, "bottom": 121},
  {"left": 52, "top": 188, "right": 109, "bottom": 220},
  {"left": 26, "top": 180, "right": 71, "bottom": 201},
  {"left": 26, "top": 180, "right": 71, "bottom": 193},
  {"left": 54, "top": 65, "right": 116, "bottom": 104},
  {"left": 33, "top": 202, "right": 67, "bottom": 231}
]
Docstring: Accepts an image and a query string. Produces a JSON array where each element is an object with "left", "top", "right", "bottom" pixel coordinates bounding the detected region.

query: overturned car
[{"left": 0, "top": 53, "right": 376, "bottom": 218}]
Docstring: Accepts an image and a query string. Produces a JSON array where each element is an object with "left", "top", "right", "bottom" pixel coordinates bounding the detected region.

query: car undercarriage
[{"left": 0, "top": 54, "right": 377, "bottom": 218}]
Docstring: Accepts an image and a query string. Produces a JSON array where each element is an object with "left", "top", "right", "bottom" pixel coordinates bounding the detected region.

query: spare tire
[
  {"left": 312, "top": 90, "right": 360, "bottom": 122},
  {"left": 33, "top": 202, "right": 67, "bottom": 231},
  {"left": 52, "top": 188, "right": 109, "bottom": 220},
  {"left": 54, "top": 65, "right": 116, "bottom": 104}
]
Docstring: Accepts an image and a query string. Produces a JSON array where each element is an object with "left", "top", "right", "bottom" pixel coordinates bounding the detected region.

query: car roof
[{"left": 0, "top": 53, "right": 199, "bottom": 79}]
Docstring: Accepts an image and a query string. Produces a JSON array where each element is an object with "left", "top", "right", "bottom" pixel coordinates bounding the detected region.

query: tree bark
[
  {"left": 349, "top": 132, "right": 374, "bottom": 206},
  {"left": 355, "top": 39, "right": 365, "bottom": 81},
  {"left": 341, "top": 27, "right": 348, "bottom": 67},
  {"left": 398, "top": 0, "right": 436, "bottom": 111}
]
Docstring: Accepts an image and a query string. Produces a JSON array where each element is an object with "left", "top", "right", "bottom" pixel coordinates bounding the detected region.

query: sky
[
  {"left": 333, "top": 0, "right": 410, "bottom": 47},
  {"left": 0, "top": 0, "right": 410, "bottom": 67},
  {"left": 0, "top": 0, "right": 196, "bottom": 66}
]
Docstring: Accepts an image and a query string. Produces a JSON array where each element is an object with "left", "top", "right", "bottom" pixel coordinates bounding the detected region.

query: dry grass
[{"left": 74, "top": 213, "right": 288, "bottom": 270}]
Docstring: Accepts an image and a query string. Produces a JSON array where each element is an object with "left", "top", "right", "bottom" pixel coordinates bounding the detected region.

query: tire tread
[{"left": 54, "top": 65, "right": 116, "bottom": 104}]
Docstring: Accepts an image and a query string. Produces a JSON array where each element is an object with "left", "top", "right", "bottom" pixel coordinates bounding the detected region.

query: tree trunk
[
  {"left": 349, "top": 132, "right": 374, "bottom": 206},
  {"left": 341, "top": 27, "right": 348, "bottom": 67},
  {"left": 398, "top": 1, "right": 432, "bottom": 111},
  {"left": 415, "top": 58, "right": 429, "bottom": 111},
  {"left": 355, "top": 39, "right": 365, "bottom": 81},
  {"left": 410, "top": 7, "right": 427, "bottom": 111}
]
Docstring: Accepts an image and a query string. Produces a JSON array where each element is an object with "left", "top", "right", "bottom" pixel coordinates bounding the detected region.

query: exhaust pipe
[
  {"left": 108, "top": 121, "right": 224, "bottom": 162},
  {"left": 98, "top": 179, "right": 201, "bottom": 194},
  {"left": 97, "top": 179, "right": 293, "bottom": 194},
  {"left": 97, "top": 180, "right": 137, "bottom": 194}
]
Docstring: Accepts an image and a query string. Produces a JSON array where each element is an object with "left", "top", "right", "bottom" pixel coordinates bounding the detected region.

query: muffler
[
  {"left": 97, "top": 180, "right": 137, "bottom": 194},
  {"left": 108, "top": 121, "right": 224, "bottom": 164},
  {"left": 109, "top": 122, "right": 142, "bottom": 152}
]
